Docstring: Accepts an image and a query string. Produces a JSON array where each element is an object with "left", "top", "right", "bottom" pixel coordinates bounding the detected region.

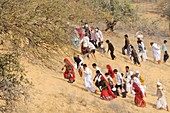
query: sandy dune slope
[{"left": 19, "top": 30, "right": 170, "bottom": 113}]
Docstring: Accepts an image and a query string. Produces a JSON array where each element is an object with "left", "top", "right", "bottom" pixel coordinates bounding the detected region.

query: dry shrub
[
  {"left": 0, "top": 0, "right": 112, "bottom": 70},
  {"left": 0, "top": 0, "right": 136, "bottom": 62},
  {"left": 159, "top": 0, "right": 170, "bottom": 20},
  {"left": 0, "top": 52, "right": 31, "bottom": 112}
]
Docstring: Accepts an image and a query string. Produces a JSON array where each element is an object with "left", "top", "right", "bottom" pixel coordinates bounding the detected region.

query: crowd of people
[{"left": 62, "top": 23, "right": 169, "bottom": 111}]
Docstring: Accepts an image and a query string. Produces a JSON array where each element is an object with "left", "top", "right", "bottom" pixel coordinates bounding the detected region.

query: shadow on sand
[
  {"left": 52, "top": 75, "right": 88, "bottom": 92},
  {"left": 147, "top": 102, "right": 156, "bottom": 108}
]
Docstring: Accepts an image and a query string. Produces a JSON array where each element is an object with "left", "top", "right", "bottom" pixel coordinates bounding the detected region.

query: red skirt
[
  {"left": 64, "top": 71, "right": 75, "bottom": 81},
  {"left": 135, "top": 95, "right": 146, "bottom": 107},
  {"left": 101, "top": 89, "right": 116, "bottom": 100}
]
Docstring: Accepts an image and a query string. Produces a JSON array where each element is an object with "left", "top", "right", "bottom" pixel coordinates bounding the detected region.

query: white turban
[
  {"left": 157, "top": 82, "right": 162, "bottom": 86},
  {"left": 135, "top": 70, "right": 140, "bottom": 77},
  {"left": 137, "top": 34, "right": 143, "bottom": 39},
  {"left": 135, "top": 70, "right": 140, "bottom": 74}
]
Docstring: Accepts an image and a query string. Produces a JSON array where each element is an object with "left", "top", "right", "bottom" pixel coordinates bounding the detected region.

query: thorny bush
[{"left": 0, "top": 52, "right": 30, "bottom": 113}]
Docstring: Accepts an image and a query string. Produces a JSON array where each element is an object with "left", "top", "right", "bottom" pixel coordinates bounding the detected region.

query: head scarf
[
  {"left": 76, "top": 28, "right": 84, "bottom": 38},
  {"left": 76, "top": 28, "right": 81, "bottom": 32},
  {"left": 106, "top": 65, "right": 112, "bottom": 71},
  {"left": 106, "top": 65, "right": 115, "bottom": 79},
  {"left": 64, "top": 58, "right": 74, "bottom": 69}
]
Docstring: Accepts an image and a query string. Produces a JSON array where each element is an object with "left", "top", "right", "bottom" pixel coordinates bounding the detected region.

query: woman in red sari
[
  {"left": 62, "top": 58, "right": 75, "bottom": 83},
  {"left": 100, "top": 76, "right": 117, "bottom": 100},
  {"left": 132, "top": 82, "right": 146, "bottom": 107},
  {"left": 106, "top": 65, "right": 116, "bottom": 83}
]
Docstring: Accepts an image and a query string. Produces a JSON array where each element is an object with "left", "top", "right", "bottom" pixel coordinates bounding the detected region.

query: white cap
[
  {"left": 135, "top": 70, "right": 140, "bottom": 74},
  {"left": 157, "top": 82, "right": 162, "bottom": 86},
  {"left": 85, "top": 24, "right": 88, "bottom": 27},
  {"left": 137, "top": 34, "right": 143, "bottom": 39}
]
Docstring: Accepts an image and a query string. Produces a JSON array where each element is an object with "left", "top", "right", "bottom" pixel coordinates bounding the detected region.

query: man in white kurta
[
  {"left": 95, "top": 30, "right": 103, "bottom": 42},
  {"left": 80, "top": 35, "right": 89, "bottom": 48},
  {"left": 114, "top": 69, "right": 123, "bottom": 96},
  {"left": 156, "top": 82, "right": 169, "bottom": 111},
  {"left": 125, "top": 66, "right": 133, "bottom": 93},
  {"left": 150, "top": 42, "right": 161, "bottom": 64},
  {"left": 83, "top": 64, "right": 96, "bottom": 93},
  {"left": 88, "top": 42, "right": 96, "bottom": 51},
  {"left": 95, "top": 28, "right": 104, "bottom": 47},
  {"left": 88, "top": 42, "right": 96, "bottom": 58}
]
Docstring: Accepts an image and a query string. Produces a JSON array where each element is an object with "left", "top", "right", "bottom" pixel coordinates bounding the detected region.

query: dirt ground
[{"left": 4, "top": 2, "right": 170, "bottom": 113}]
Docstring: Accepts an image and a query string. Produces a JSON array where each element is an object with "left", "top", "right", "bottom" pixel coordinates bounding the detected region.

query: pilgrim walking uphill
[
  {"left": 150, "top": 42, "right": 161, "bottom": 64},
  {"left": 132, "top": 82, "right": 146, "bottom": 107},
  {"left": 62, "top": 58, "right": 75, "bottom": 83},
  {"left": 162, "top": 40, "right": 169, "bottom": 63},
  {"left": 83, "top": 64, "right": 97, "bottom": 93},
  {"left": 130, "top": 46, "right": 141, "bottom": 66},
  {"left": 156, "top": 82, "right": 169, "bottom": 111},
  {"left": 100, "top": 76, "right": 117, "bottom": 100},
  {"left": 122, "top": 34, "right": 131, "bottom": 55},
  {"left": 106, "top": 40, "right": 116, "bottom": 60}
]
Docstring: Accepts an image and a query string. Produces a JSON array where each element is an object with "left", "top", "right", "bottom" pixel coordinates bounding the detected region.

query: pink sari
[{"left": 76, "top": 28, "right": 84, "bottom": 39}]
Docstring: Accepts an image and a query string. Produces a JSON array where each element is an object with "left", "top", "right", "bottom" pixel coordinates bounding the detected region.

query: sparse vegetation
[
  {"left": 0, "top": 0, "right": 111, "bottom": 64},
  {"left": 159, "top": 0, "right": 170, "bottom": 31},
  {"left": 0, "top": 52, "right": 30, "bottom": 112},
  {"left": 0, "top": 0, "right": 169, "bottom": 112},
  {"left": 0, "top": 1, "right": 111, "bottom": 111},
  {"left": 90, "top": 0, "right": 137, "bottom": 31}
]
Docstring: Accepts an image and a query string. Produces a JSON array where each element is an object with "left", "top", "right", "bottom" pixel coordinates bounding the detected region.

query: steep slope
[
  {"left": 18, "top": 30, "right": 170, "bottom": 113},
  {"left": 1, "top": 1, "right": 169, "bottom": 113}
]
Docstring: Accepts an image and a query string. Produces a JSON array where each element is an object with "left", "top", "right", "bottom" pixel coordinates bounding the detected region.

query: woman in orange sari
[
  {"left": 62, "top": 58, "right": 75, "bottom": 83},
  {"left": 132, "top": 82, "right": 146, "bottom": 107}
]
